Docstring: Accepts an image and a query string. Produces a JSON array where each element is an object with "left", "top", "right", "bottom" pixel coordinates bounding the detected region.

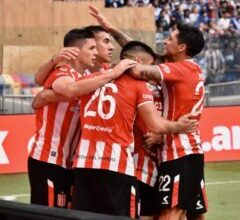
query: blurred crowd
[
  {"left": 106, "top": 0, "right": 240, "bottom": 84},
  {"left": 106, "top": 0, "right": 240, "bottom": 37}
]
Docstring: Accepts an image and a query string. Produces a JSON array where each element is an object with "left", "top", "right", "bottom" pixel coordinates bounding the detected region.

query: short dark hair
[
  {"left": 84, "top": 25, "right": 108, "bottom": 34},
  {"left": 120, "top": 41, "right": 156, "bottom": 60},
  {"left": 63, "top": 28, "right": 95, "bottom": 47},
  {"left": 176, "top": 23, "right": 205, "bottom": 57}
]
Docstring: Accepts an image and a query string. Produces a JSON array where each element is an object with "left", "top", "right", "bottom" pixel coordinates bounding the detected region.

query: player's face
[
  {"left": 95, "top": 31, "right": 114, "bottom": 63},
  {"left": 162, "top": 29, "right": 183, "bottom": 59},
  {"left": 78, "top": 38, "right": 98, "bottom": 68}
]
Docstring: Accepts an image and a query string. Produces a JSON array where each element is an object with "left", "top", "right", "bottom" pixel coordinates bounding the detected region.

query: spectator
[
  {"left": 189, "top": 6, "right": 200, "bottom": 24},
  {"left": 204, "top": 41, "right": 226, "bottom": 84}
]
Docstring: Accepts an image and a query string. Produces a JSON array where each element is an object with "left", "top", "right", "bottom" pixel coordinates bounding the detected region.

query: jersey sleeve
[
  {"left": 156, "top": 62, "right": 183, "bottom": 82},
  {"left": 44, "top": 66, "right": 74, "bottom": 89},
  {"left": 135, "top": 80, "right": 154, "bottom": 108}
]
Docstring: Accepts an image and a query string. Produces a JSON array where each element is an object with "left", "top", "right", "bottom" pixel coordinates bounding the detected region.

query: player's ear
[
  {"left": 178, "top": 44, "right": 186, "bottom": 53},
  {"left": 135, "top": 56, "right": 143, "bottom": 64}
]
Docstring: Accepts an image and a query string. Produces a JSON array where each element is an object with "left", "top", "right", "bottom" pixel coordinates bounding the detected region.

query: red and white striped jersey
[
  {"left": 30, "top": 64, "right": 82, "bottom": 169},
  {"left": 73, "top": 74, "right": 154, "bottom": 176},
  {"left": 156, "top": 60, "right": 205, "bottom": 162},
  {"left": 133, "top": 84, "right": 163, "bottom": 186}
]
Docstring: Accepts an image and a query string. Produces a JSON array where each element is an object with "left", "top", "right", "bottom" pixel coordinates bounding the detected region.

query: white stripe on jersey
[
  {"left": 174, "top": 174, "right": 180, "bottom": 183},
  {"left": 125, "top": 148, "right": 135, "bottom": 176},
  {"left": 193, "top": 131, "right": 204, "bottom": 154},
  {"left": 109, "top": 143, "right": 121, "bottom": 172},
  {"left": 162, "top": 135, "right": 168, "bottom": 162},
  {"left": 32, "top": 107, "right": 48, "bottom": 160},
  {"left": 77, "top": 139, "right": 90, "bottom": 168},
  {"left": 149, "top": 165, "right": 158, "bottom": 187},
  {"left": 141, "top": 157, "right": 150, "bottom": 183},
  {"left": 92, "top": 141, "right": 105, "bottom": 168},
  {"left": 48, "top": 103, "right": 69, "bottom": 164},
  {"left": 133, "top": 154, "right": 139, "bottom": 168},
  {"left": 172, "top": 136, "right": 178, "bottom": 160},
  {"left": 161, "top": 82, "right": 169, "bottom": 119},
  {"left": 178, "top": 133, "right": 194, "bottom": 155}
]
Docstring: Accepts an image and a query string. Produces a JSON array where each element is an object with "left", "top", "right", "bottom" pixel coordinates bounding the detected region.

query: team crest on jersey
[{"left": 161, "top": 64, "right": 170, "bottom": 74}]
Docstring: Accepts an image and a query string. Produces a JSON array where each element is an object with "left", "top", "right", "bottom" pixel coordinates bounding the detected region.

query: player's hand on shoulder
[
  {"left": 112, "top": 59, "right": 137, "bottom": 78},
  {"left": 52, "top": 47, "right": 79, "bottom": 65},
  {"left": 178, "top": 113, "right": 198, "bottom": 133}
]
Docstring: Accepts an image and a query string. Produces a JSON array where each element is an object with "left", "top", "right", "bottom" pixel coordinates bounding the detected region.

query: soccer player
[
  {"left": 129, "top": 23, "right": 208, "bottom": 220},
  {"left": 34, "top": 25, "right": 115, "bottom": 86},
  {"left": 89, "top": 7, "right": 208, "bottom": 220},
  {"left": 128, "top": 42, "right": 163, "bottom": 220},
  {"left": 29, "top": 28, "right": 135, "bottom": 208},
  {"left": 71, "top": 41, "right": 198, "bottom": 218}
]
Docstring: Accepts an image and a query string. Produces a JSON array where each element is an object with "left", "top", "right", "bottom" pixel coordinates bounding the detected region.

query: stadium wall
[
  {"left": 0, "top": 106, "right": 240, "bottom": 174},
  {"left": 0, "top": 0, "right": 155, "bottom": 74}
]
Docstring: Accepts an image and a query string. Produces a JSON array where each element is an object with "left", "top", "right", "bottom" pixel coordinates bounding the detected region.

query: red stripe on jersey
[
  {"left": 166, "top": 134, "right": 174, "bottom": 161},
  {"left": 171, "top": 175, "right": 180, "bottom": 208},
  {"left": 29, "top": 109, "right": 44, "bottom": 158},
  {"left": 145, "top": 158, "right": 152, "bottom": 185},
  {"left": 118, "top": 147, "right": 128, "bottom": 174},
  {"left": 85, "top": 141, "right": 97, "bottom": 168},
  {"left": 66, "top": 121, "right": 81, "bottom": 168},
  {"left": 101, "top": 143, "right": 112, "bottom": 170},
  {"left": 135, "top": 153, "right": 144, "bottom": 181},
  {"left": 40, "top": 105, "right": 58, "bottom": 162},
  {"left": 56, "top": 104, "right": 74, "bottom": 166},
  {"left": 174, "top": 134, "right": 185, "bottom": 159},
  {"left": 188, "top": 133, "right": 199, "bottom": 154}
]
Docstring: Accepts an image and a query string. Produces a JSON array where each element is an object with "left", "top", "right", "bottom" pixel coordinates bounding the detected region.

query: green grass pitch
[{"left": 0, "top": 161, "right": 240, "bottom": 219}]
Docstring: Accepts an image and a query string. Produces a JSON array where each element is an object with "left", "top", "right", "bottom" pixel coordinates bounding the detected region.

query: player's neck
[
  {"left": 171, "top": 54, "right": 191, "bottom": 62},
  {"left": 90, "top": 60, "right": 109, "bottom": 72},
  {"left": 67, "top": 60, "right": 86, "bottom": 74},
  {"left": 90, "top": 62, "right": 102, "bottom": 72}
]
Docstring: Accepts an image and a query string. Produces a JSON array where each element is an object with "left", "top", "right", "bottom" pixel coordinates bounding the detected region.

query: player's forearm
[
  {"left": 108, "top": 26, "right": 133, "bottom": 47},
  {"left": 32, "top": 89, "right": 70, "bottom": 109},
  {"left": 67, "top": 72, "right": 116, "bottom": 98},
  {"left": 131, "top": 65, "right": 162, "bottom": 81},
  {"left": 35, "top": 57, "right": 56, "bottom": 85},
  {"left": 155, "top": 119, "right": 182, "bottom": 134}
]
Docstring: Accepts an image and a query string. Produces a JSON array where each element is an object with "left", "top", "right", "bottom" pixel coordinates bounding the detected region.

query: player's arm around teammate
[
  {"left": 32, "top": 59, "right": 136, "bottom": 109},
  {"left": 35, "top": 47, "right": 80, "bottom": 85}
]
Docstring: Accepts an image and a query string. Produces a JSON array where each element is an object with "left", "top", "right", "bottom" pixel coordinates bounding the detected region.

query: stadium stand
[{"left": 0, "top": 199, "right": 131, "bottom": 220}]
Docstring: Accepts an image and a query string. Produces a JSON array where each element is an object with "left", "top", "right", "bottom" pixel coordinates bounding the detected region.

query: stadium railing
[
  {"left": 0, "top": 199, "right": 131, "bottom": 220},
  {"left": 0, "top": 94, "right": 34, "bottom": 115},
  {"left": 205, "top": 80, "right": 240, "bottom": 106}
]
